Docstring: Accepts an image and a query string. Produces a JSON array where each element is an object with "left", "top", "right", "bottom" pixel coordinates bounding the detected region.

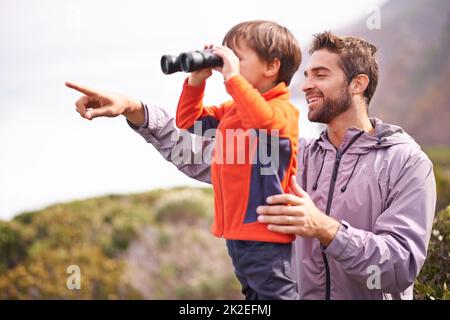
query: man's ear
[
  {"left": 351, "top": 74, "right": 369, "bottom": 96},
  {"left": 264, "top": 58, "right": 281, "bottom": 78}
]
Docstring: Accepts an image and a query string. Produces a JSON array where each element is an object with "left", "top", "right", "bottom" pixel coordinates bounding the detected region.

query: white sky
[{"left": 0, "top": 0, "right": 388, "bottom": 219}]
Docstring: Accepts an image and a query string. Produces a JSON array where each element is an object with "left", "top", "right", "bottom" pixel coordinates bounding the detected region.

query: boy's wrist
[
  {"left": 188, "top": 75, "right": 206, "bottom": 86},
  {"left": 224, "top": 72, "right": 239, "bottom": 82}
]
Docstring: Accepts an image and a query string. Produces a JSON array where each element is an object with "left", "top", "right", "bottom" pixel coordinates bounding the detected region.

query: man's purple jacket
[{"left": 128, "top": 104, "right": 436, "bottom": 300}]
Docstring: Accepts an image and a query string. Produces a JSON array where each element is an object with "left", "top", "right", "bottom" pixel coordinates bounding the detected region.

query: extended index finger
[{"left": 65, "top": 82, "right": 99, "bottom": 97}]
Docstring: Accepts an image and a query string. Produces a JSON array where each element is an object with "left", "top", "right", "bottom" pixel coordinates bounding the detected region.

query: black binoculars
[{"left": 161, "top": 49, "right": 224, "bottom": 75}]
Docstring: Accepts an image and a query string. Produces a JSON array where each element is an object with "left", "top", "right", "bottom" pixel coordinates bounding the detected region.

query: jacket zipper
[
  {"left": 322, "top": 150, "right": 341, "bottom": 300},
  {"left": 321, "top": 131, "right": 364, "bottom": 300},
  {"left": 216, "top": 163, "right": 225, "bottom": 236},
  {"left": 215, "top": 123, "right": 225, "bottom": 237}
]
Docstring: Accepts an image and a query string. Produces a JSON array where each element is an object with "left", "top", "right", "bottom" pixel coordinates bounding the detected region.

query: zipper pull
[{"left": 332, "top": 151, "right": 342, "bottom": 181}]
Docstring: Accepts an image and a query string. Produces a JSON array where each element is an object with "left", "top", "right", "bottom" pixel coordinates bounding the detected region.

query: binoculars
[{"left": 161, "top": 49, "right": 224, "bottom": 75}]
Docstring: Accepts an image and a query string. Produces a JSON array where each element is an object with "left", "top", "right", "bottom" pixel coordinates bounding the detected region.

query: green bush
[
  {"left": 154, "top": 189, "right": 213, "bottom": 226},
  {"left": 434, "top": 165, "right": 450, "bottom": 210},
  {"left": 415, "top": 206, "right": 450, "bottom": 299},
  {"left": 425, "top": 147, "right": 450, "bottom": 210},
  {"left": 0, "top": 222, "right": 30, "bottom": 273}
]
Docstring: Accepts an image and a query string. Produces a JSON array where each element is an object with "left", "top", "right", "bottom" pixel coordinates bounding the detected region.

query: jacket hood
[{"left": 317, "top": 117, "right": 421, "bottom": 155}]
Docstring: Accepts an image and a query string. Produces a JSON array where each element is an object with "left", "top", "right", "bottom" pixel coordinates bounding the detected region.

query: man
[{"left": 66, "top": 32, "right": 436, "bottom": 299}]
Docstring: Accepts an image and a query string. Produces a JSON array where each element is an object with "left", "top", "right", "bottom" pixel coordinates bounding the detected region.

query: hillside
[{"left": 0, "top": 187, "right": 241, "bottom": 299}]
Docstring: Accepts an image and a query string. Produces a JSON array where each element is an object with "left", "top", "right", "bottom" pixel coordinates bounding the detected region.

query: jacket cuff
[
  {"left": 127, "top": 103, "right": 166, "bottom": 136},
  {"left": 183, "top": 77, "right": 206, "bottom": 93},
  {"left": 321, "top": 220, "right": 354, "bottom": 259}
]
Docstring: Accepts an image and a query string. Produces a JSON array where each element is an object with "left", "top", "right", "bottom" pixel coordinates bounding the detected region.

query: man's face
[{"left": 302, "top": 49, "right": 353, "bottom": 124}]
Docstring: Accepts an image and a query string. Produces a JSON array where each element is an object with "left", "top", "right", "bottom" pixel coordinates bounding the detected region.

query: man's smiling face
[{"left": 302, "top": 49, "right": 353, "bottom": 124}]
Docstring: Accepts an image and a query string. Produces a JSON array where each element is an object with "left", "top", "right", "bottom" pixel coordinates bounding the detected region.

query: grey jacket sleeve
[
  {"left": 323, "top": 152, "right": 436, "bottom": 293},
  {"left": 127, "top": 104, "right": 212, "bottom": 184}
]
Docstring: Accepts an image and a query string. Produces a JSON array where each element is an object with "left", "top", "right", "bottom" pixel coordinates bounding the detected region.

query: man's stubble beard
[{"left": 308, "top": 84, "right": 353, "bottom": 124}]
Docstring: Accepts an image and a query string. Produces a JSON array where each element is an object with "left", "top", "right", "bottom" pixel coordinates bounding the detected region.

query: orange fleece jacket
[{"left": 176, "top": 75, "right": 299, "bottom": 243}]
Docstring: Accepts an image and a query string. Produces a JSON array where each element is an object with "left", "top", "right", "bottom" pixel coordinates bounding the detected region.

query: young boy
[{"left": 176, "top": 20, "right": 301, "bottom": 300}]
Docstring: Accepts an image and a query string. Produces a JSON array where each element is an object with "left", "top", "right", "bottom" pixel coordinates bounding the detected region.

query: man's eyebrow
[{"left": 304, "top": 66, "right": 331, "bottom": 77}]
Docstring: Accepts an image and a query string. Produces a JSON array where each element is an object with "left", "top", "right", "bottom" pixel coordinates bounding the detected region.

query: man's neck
[{"left": 326, "top": 103, "right": 374, "bottom": 149}]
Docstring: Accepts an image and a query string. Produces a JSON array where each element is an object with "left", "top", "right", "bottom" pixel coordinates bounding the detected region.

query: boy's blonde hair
[{"left": 222, "top": 20, "right": 302, "bottom": 86}]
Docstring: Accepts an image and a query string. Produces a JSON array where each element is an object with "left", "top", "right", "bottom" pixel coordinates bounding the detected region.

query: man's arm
[
  {"left": 322, "top": 153, "right": 436, "bottom": 293},
  {"left": 66, "top": 81, "right": 212, "bottom": 183},
  {"left": 128, "top": 104, "right": 213, "bottom": 184},
  {"left": 66, "top": 82, "right": 146, "bottom": 126},
  {"left": 258, "top": 152, "right": 437, "bottom": 293}
]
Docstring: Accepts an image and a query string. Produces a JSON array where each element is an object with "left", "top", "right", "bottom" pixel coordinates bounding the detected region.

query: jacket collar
[
  {"left": 316, "top": 117, "right": 417, "bottom": 155},
  {"left": 262, "top": 81, "right": 289, "bottom": 101}
]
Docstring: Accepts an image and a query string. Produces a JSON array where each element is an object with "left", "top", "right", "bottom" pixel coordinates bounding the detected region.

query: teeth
[{"left": 308, "top": 97, "right": 321, "bottom": 103}]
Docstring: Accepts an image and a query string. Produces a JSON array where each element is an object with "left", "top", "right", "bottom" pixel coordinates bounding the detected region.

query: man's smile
[{"left": 306, "top": 95, "right": 323, "bottom": 107}]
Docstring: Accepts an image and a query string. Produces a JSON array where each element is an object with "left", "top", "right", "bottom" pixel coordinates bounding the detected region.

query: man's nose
[{"left": 301, "top": 79, "right": 314, "bottom": 93}]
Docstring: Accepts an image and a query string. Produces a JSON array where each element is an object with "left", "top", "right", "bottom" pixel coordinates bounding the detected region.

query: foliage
[
  {"left": 414, "top": 148, "right": 450, "bottom": 299},
  {"left": 415, "top": 206, "right": 450, "bottom": 299},
  {"left": 0, "top": 187, "right": 240, "bottom": 299},
  {"left": 425, "top": 147, "right": 450, "bottom": 210}
]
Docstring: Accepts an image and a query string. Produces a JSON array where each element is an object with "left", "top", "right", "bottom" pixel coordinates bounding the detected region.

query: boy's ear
[{"left": 264, "top": 58, "right": 281, "bottom": 78}]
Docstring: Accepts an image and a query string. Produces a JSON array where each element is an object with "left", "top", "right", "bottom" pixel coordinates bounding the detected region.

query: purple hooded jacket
[{"left": 128, "top": 104, "right": 436, "bottom": 300}]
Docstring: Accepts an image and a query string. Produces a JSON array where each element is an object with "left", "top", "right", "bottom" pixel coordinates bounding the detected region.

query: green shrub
[
  {"left": 154, "top": 189, "right": 213, "bottom": 226},
  {"left": 425, "top": 147, "right": 450, "bottom": 210},
  {"left": 415, "top": 206, "right": 450, "bottom": 299},
  {"left": 434, "top": 165, "right": 450, "bottom": 210},
  {"left": 0, "top": 222, "right": 30, "bottom": 273}
]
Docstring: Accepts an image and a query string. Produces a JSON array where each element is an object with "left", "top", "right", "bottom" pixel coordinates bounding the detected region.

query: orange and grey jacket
[{"left": 176, "top": 75, "right": 299, "bottom": 243}]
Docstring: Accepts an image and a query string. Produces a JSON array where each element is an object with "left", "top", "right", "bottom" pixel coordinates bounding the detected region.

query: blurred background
[{"left": 0, "top": 0, "right": 448, "bottom": 299}]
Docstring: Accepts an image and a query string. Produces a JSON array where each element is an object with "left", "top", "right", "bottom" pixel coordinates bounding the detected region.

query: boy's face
[{"left": 232, "top": 41, "right": 270, "bottom": 92}]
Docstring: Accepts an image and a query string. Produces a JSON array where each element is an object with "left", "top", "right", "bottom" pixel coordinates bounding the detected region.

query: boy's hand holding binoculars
[
  {"left": 212, "top": 45, "right": 240, "bottom": 81},
  {"left": 187, "top": 45, "right": 240, "bottom": 86},
  {"left": 187, "top": 44, "right": 213, "bottom": 86}
]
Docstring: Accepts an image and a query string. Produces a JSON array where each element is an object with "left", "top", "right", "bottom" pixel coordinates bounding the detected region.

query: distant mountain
[{"left": 293, "top": 0, "right": 450, "bottom": 146}]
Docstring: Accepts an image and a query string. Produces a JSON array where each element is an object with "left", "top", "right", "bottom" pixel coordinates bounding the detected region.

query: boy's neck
[{"left": 256, "top": 80, "right": 279, "bottom": 94}]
